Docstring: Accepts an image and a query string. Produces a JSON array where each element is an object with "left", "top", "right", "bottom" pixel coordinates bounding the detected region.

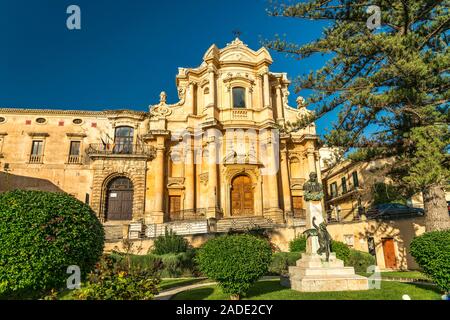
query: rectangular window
[
  {"left": 232, "top": 87, "right": 246, "bottom": 108},
  {"left": 341, "top": 177, "right": 347, "bottom": 193},
  {"left": 352, "top": 171, "right": 359, "bottom": 188},
  {"left": 30, "top": 140, "right": 44, "bottom": 163},
  {"left": 330, "top": 182, "right": 338, "bottom": 198},
  {"left": 68, "top": 141, "right": 81, "bottom": 164}
]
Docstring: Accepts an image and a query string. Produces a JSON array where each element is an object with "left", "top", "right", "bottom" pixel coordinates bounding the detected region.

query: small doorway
[
  {"left": 169, "top": 195, "right": 181, "bottom": 221},
  {"left": 382, "top": 238, "right": 397, "bottom": 269},
  {"left": 105, "top": 177, "right": 133, "bottom": 221},
  {"left": 231, "top": 175, "right": 254, "bottom": 216}
]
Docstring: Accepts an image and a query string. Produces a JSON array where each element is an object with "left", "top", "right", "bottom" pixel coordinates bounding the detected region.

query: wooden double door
[
  {"left": 106, "top": 177, "right": 133, "bottom": 221},
  {"left": 231, "top": 175, "right": 254, "bottom": 216}
]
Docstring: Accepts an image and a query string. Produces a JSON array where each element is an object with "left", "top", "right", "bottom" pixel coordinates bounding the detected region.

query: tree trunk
[
  {"left": 230, "top": 294, "right": 240, "bottom": 300},
  {"left": 422, "top": 184, "right": 450, "bottom": 232}
]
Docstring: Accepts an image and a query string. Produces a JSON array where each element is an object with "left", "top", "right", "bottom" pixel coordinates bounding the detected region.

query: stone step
[
  {"left": 288, "top": 274, "right": 369, "bottom": 292},
  {"left": 289, "top": 266, "right": 356, "bottom": 277}
]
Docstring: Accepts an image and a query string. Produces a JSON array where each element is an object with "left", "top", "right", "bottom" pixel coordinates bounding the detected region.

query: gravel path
[{"left": 155, "top": 276, "right": 280, "bottom": 300}]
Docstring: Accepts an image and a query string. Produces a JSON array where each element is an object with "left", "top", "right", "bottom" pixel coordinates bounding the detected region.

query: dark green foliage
[
  {"left": 347, "top": 250, "right": 376, "bottom": 274},
  {"left": 268, "top": 252, "right": 301, "bottom": 276},
  {"left": 410, "top": 230, "right": 450, "bottom": 293},
  {"left": 265, "top": 0, "right": 450, "bottom": 231},
  {"left": 196, "top": 234, "right": 272, "bottom": 298},
  {"left": 112, "top": 249, "right": 199, "bottom": 278},
  {"left": 0, "top": 190, "right": 104, "bottom": 297},
  {"left": 372, "top": 182, "right": 409, "bottom": 205},
  {"left": 331, "top": 240, "right": 351, "bottom": 263},
  {"left": 289, "top": 236, "right": 371, "bottom": 270},
  {"left": 289, "top": 235, "right": 307, "bottom": 252},
  {"left": 151, "top": 228, "right": 189, "bottom": 255},
  {"left": 73, "top": 255, "right": 161, "bottom": 300}
]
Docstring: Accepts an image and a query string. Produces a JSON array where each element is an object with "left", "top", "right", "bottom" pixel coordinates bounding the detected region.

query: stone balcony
[{"left": 86, "top": 143, "right": 156, "bottom": 160}]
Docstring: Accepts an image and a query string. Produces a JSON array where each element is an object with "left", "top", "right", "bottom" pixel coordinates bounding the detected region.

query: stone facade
[{"left": 0, "top": 38, "right": 319, "bottom": 236}]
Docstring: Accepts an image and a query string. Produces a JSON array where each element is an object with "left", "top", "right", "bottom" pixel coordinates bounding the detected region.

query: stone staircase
[{"left": 216, "top": 216, "right": 279, "bottom": 233}]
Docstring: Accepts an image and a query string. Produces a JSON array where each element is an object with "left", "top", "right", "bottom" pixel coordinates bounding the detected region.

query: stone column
[
  {"left": 307, "top": 148, "right": 316, "bottom": 175},
  {"left": 184, "top": 136, "right": 195, "bottom": 211},
  {"left": 280, "top": 148, "right": 292, "bottom": 215},
  {"left": 276, "top": 85, "right": 284, "bottom": 121},
  {"left": 206, "top": 67, "right": 216, "bottom": 122},
  {"left": 152, "top": 136, "right": 166, "bottom": 223},
  {"left": 207, "top": 132, "right": 218, "bottom": 218},
  {"left": 188, "top": 81, "right": 195, "bottom": 115},
  {"left": 263, "top": 71, "right": 270, "bottom": 108},
  {"left": 264, "top": 132, "right": 282, "bottom": 222}
]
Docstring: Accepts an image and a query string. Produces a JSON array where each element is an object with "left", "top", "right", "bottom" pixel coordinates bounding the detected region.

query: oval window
[
  {"left": 36, "top": 117, "right": 47, "bottom": 124},
  {"left": 0, "top": 117, "right": 5, "bottom": 123},
  {"left": 73, "top": 118, "right": 83, "bottom": 125}
]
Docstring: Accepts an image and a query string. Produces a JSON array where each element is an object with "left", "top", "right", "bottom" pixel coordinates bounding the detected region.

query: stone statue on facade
[{"left": 303, "top": 172, "right": 324, "bottom": 201}]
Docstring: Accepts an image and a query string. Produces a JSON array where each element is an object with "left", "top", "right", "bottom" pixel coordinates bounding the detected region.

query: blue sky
[{"left": 0, "top": 0, "right": 334, "bottom": 136}]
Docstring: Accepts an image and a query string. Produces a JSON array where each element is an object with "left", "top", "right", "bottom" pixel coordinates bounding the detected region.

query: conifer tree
[{"left": 265, "top": 0, "right": 450, "bottom": 231}]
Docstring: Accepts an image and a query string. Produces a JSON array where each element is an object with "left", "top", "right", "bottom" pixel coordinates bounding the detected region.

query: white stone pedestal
[{"left": 281, "top": 253, "right": 369, "bottom": 292}]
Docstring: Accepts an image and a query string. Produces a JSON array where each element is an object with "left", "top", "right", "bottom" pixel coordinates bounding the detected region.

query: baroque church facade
[{"left": 0, "top": 39, "right": 320, "bottom": 240}]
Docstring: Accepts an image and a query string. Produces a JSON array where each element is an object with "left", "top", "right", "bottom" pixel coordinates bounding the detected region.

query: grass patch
[{"left": 172, "top": 279, "right": 442, "bottom": 300}]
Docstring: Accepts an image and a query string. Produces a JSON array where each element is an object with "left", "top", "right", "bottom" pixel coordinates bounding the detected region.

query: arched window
[
  {"left": 114, "top": 126, "right": 134, "bottom": 154},
  {"left": 232, "top": 87, "right": 246, "bottom": 108}
]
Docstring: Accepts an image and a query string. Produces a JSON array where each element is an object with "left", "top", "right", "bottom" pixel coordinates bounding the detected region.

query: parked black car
[{"left": 366, "top": 203, "right": 424, "bottom": 219}]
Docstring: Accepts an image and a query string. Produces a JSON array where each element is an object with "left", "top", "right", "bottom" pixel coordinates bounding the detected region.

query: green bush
[
  {"left": 289, "top": 235, "right": 307, "bottom": 252},
  {"left": 0, "top": 190, "right": 104, "bottom": 297},
  {"left": 111, "top": 249, "right": 199, "bottom": 278},
  {"left": 331, "top": 240, "right": 351, "bottom": 262},
  {"left": 73, "top": 255, "right": 161, "bottom": 300},
  {"left": 347, "top": 250, "right": 376, "bottom": 273},
  {"left": 151, "top": 228, "right": 189, "bottom": 255},
  {"left": 196, "top": 234, "right": 272, "bottom": 299},
  {"left": 268, "top": 252, "right": 301, "bottom": 276},
  {"left": 410, "top": 230, "right": 450, "bottom": 293},
  {"left": 289, "top": 236, "right": 351, "bottom": 262}
]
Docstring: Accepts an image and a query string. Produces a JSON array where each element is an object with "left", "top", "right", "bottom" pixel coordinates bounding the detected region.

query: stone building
[{"left": 0, "top": 38, "right": 320, "bottom": 240}]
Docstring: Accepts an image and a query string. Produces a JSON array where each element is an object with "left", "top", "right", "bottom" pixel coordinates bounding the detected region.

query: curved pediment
[{"left": 202, "top": 38, "right": 273, "bottom": 66}]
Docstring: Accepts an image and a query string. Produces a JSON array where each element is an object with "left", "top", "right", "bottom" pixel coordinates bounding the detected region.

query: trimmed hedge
[
  {"left": 0, "top": 190, "right": 104, "bottom": 297},
  {"left": 268, "top": 252, "right": 301, "bottom": 276},
  {"left": 410, "top": 230, "right": 450, "bottom": 293},
  {"left": 288, "top": 236, "right": 375, "bottom": 273},
  {"left": 196, "top": 234, "right": 272, "bottom": 299}
]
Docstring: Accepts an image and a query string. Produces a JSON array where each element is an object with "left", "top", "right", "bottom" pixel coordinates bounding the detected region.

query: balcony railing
[
  {"left": 86, "top": 143, "right": 156, "bottom": 158},
  {"left": 67, "top": 155, "right": 82, "bottom": 164},
  {"left": 29, "top": 154, "right": 43, "bottom": 164},
  {"left": 168, "top": 208, "right": 207, "bottom": 222}
]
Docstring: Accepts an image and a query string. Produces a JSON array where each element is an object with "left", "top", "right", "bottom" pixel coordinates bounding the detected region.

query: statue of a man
[{"left": 303, "top": 172, "right": 324, "bottom": 201}]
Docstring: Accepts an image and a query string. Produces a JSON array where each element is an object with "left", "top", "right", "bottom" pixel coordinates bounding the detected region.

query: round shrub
[
  {"left": 0, "top": 190, "right": 104, "bottom": 297},
  {"left": 410, "top": 230, "right": 450, "bottom": 293},
  {"left": 196, "top": 234, "right": 272, "bottom": 299}
]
